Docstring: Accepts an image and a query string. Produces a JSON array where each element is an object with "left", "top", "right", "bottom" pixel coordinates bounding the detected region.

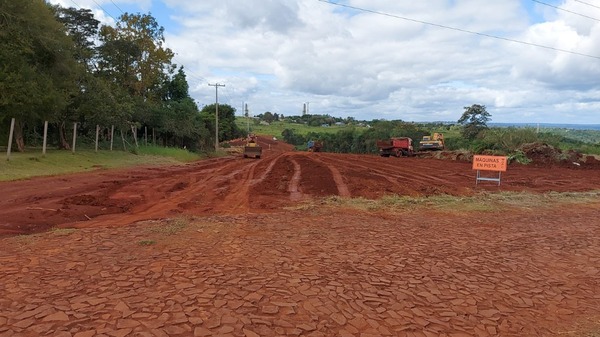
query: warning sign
[{"left": 472, "top": 155, "right": 508, "bottom": 172}]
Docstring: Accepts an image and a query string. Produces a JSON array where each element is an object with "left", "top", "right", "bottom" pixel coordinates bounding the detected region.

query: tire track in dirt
[
  {"left": 247, "top": 153, "right": 302, "bottom": 209},
  {"left": 65, "top": 157, "right": 262, "bottom": 228},
  {"left": 3, "top": 138, "right": 600, "bottom": 236},
  {"left": 291, "top": 153, "right": 343, "bottom": 197},
  {"left": 215, "top": 156, "right": 274, "bottom": 213},
  {"left": 318, "top": 153, "right": 474, "bottom": 197},
  {"left": 288, "top": 157, "right": 303, "bottom": 201},
  {"left": 308, "top": 154, "right": 351, "bottom": 197}
]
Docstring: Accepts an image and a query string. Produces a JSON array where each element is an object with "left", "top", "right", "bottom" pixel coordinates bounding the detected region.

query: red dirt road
[
  {"left": 1, "top": 136, "right": 599, "bottom": 236},
  {"left": 1, "top": 136, "right": 600, "bottom": 336}
]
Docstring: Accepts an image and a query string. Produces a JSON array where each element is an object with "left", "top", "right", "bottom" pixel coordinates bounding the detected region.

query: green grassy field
[
  {"left": 0, "top": 146, "right": 205, "bottom": 181},
  {"left": 235, "top": 117, "right": 368, "bottom": 137}
]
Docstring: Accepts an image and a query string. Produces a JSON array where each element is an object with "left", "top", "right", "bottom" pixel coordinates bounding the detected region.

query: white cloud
[{"left": 50, "top": 0, "right": 600, "bottom": 124}]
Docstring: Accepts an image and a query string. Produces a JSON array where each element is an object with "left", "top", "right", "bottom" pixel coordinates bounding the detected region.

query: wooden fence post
[
  {"left": 72, "top": 122, "right": 77, "bottom": 154},
  {"left": 6, "top": 118, "right": 15, "bottom": 161},
  {"left": 42, "top": 121, "right": 48, "bottom": 157},
  {"left": 95, "top": 125, "right": 100, "bottom": 153},
  {"left": 131, "top": 125, "right": 139, "bottom": 148},
  {"left": 121, "top": 129, "right": 126, "bottom": 151},
  {"left": 144, "top": 126, "right": 147, "bottom": 146},
  {"left": 110, "top": 125, "right": 114, "bottom": 151}
]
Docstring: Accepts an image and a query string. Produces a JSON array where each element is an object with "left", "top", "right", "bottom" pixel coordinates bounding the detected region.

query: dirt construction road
[{"left": 1, "top": 136, "right": 600, "bottom": 336}]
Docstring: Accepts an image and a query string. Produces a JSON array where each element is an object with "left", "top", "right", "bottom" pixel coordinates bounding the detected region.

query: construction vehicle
[
  {"left": 307, "top": 140, "right": 323, "bottom": 152},
  {"left": 243, "top": 134, "right": 262, "bottom": 158},
  {"left": 376, "top": 137, "right": 414, "bottom": 157},
  {"left": 419, "top": 133, "right": 445, "bottom": 151}
]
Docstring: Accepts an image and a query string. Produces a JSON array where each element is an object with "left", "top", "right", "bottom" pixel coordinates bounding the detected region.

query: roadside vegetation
[
  {"left": 314, "top": 190, "right": 600, "bottom": 213},
  {"left": 0, "top": 146, "right": 203, "bottom": 181},
  {"left": 239, "top": 105, "right": 600, "bottom": 158},
  {"left": 1, "top": 1, "right": 243, "bottom": 154}
]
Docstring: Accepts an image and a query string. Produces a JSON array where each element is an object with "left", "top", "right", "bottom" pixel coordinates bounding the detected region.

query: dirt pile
[
  {"left": 518, "top": 142, "right": 600, "bottom": 168},
  {"left": 518, "top": 142, "right": 560, "bottom": 165}
]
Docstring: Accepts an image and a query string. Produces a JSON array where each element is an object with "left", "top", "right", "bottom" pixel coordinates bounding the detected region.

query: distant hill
[{"left": 489, "top": 123, "right": 600, "bottom": 131}]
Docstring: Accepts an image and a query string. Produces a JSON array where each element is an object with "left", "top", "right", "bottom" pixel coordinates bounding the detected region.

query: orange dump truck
[{"left": 376, "top": 137, "right": 414, "bottom": 157}]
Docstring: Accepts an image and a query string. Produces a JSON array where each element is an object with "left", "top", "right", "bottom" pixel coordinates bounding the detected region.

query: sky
[{"left": 47, "top": 0, "right": 600, "bottom": 124}]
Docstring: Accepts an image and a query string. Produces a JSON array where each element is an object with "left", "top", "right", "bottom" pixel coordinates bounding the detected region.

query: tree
[
  {"left": 164, "top": 66, "right": 190, "bottom": 101},
  {"left": 53, "top": 5, "right": 104, "bottom": 149},
  {"left": 262, "top": 111, "right": 275, "bottom": 123},
  {"left": 457, "top": 104, "right": 491, "bottom": 140},
  {"left": 200, "top": 104, "right": 243, "bottom": 142},
  {"left": 53, "top": 6, "right": 99, "bottom": 71},
  {"left": 98, "top": 13, "right": 175, "bottom": 101},
  {"left": 0, "top": 0, "right": 78, "bottom": 151}
]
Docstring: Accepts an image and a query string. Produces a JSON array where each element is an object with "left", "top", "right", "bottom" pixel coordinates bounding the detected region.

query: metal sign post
[{"left": 472, "top": 155, "right": 508, "bottom": 186}]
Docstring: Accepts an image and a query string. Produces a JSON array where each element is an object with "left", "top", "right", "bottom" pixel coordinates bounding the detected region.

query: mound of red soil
[
  {"left": 519, "top": 142, "right": 561, "bottom": 166},
  {"left": 519, "top": 142, "right": 599, "bottom": 169}
]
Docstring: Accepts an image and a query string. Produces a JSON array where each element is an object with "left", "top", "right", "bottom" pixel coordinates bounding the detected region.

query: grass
[
  {"left": 137, "top": 240, "right": 156, "bottom": 246},
  {"left": 51, "top": 228, "right": 77, "bottom": 236},
  {"left": 148, "top": 217, "right": 189, "bottom": 235},
  {"left": 317, "top": 191, "right": 600, "bottom": 213},
  {"left": 0, "top": 146, "right": 203, "bottom": 181},
  {"left": 235, "top": 117, "right": 367, "bottom": 137},
  {"left": 135, "top": 145, "right": 203, "bottom": 161}
]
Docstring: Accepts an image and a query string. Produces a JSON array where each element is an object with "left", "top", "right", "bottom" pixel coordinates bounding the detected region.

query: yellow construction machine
[
  {"left": 419, "top": 133, "right": 445, "bottom": 151},
  {"left": 243, "top": 134, "right": 262, "bottom": 159}
]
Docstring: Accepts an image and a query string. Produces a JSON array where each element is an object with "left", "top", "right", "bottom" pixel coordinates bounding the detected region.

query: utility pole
[
  {"left": 245, "top": 103, "right": 250, "bottom": 134},
  {"left": 208, "top": 83, "right": 225, "bottom": 151}
]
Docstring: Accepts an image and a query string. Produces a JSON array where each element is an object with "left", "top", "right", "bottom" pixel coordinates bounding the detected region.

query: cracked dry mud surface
[{"left": 1, "top": 136, "right": 599, "bottom": 336}]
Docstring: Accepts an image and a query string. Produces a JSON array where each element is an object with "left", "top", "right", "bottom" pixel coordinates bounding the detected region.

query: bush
[{"left": 508, "top": 150, "right": 531, "bottom": 164}]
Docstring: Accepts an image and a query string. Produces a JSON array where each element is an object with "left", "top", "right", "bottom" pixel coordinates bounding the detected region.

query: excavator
[{"left": 243, "top": 134, "right": 262, "bottom": 159}]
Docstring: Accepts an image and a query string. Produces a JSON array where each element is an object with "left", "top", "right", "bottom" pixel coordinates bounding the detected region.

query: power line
[
  {"left": 317, "top": 0, "right": 600, "bottom": 60},
  {"left": 573, "top": 0, "right": 600, "bottom": 10},
  {"left": 109, "top": 0, "right": 125, "bottom": 14},
  {"left": 99, "top": 1, "right": 208, "bottom": 87},
  {"left": 69, "top": 0, "right": 81, "bottom": 9},
  {"left": 89, "top": 0, "right": 119, "bottom": 22},
  {"left": 531, "top": 0, "right": 600, "bottom": 22}
]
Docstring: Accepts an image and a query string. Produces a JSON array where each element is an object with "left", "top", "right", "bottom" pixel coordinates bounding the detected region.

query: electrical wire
[
  {"left": 317, "top": 0, "right": 600, "bottom": 60},
  {"left": 109, "top": 0, "right": 125, "bottom": 14},
  {"left": 89, "top": 0, "right": 119, "bottom": 22},
  {"left": 573, "top": 0, "right": 600, "bottom": 10},
  {"left": 100, "top": 1, "right": 208, "bottom": 86},
  {"left": 531, "top": 0, "right": 600, "bottom": 22}
]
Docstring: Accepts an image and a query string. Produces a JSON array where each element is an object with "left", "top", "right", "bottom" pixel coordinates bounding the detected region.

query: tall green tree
[
  {"left": 164, "top": 66, "right": 190, "bottom": 101},
  {"left": 98, "top": 13, "right": 175, "bottom": 101},
  {"left": 53, "top": 6, "right": 99, "bottom": 71},
  {"left": 458, "top": 104, "right": 491, "bottom": 140},
  {"left": 157, "top": 67, "right": 211, "bottom": 149},
  {"left": 52, "top": 6, "right": 104, "bottom": 148},
  {"left": 0, "top": 0, "right": 78, "bottom": 151},
  {"left": 200, "top": 104, "right": 243, "bottom": 142}
]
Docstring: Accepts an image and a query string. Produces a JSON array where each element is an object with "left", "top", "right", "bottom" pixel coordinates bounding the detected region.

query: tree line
[
  {"left": 0, "top": 0, "right": 242, "bottom": 152},
  {"left": 280, "top": 105, "right": 599, "bottom": 156}
]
